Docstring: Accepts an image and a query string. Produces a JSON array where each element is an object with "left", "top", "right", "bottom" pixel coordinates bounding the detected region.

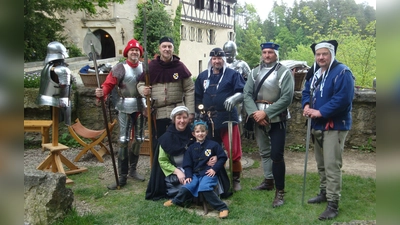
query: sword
[
  {"left": 223, "top": 111, "right": 236, "bottom": 193},
  {"left": 302, "top": 86, "right": 314, "bottom": 205}
]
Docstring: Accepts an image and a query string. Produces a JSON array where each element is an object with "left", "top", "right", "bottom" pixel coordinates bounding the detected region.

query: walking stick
[
  {"left": 91, "top": 43, "right": 120, "bottom": 189},
  {"left": 142, "top": 5, "right": 154, "bottom": 167},
  {"left": 302, "top": 86, "right": 314, "bottom": 205}
]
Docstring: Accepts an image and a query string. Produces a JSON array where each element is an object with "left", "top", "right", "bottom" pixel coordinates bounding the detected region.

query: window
[
  {"left": 217, "top": 2, "right": 222, "bottom": 14},
  {"left": 160, "top": 0, "right": 172, "bottom": 5},
  {"left": 227, "top": 5, "right": 231, "bottom": 16},
  {"left": 181, "top": 25, "right": 187, "bottom": 40},
  {"left": 190, "top": 27, "right": 196, "bottom": 41},
  {"left": 195, "top": 0, "right": 205, "bottom": 10},
  {"left": 198, "top": 60, "right": 203, "bottom": 75},
  {"left": 207, "top": 29, "right": 216, "bottom": 45},
  {"left": 197, "top": 28, "right": 203, "bottom": 42},
  {"left": 209, "top": 0, "right": 214, "bottom": 12},
  {"left": 228, "top": 31, "right": 235, "bottom": 41}
]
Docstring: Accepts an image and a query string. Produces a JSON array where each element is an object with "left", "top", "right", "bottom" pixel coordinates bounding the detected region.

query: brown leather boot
[
  {"left": 252, "top": 179, "right": 274, "bottom": 191},
  {"left": 233, "top": 172, "right": 242, "bottom": 191},
  {"left": 307, "top": 190, "right": 327, "bottom": 204},
  {"left": 318, "top": 201, "right": 339, "bottom": 220},
  {"left": 272, "top": 189, "right": 285, "bottom": 207}
]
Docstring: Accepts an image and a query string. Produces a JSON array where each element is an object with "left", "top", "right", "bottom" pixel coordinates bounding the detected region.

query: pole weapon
[
  {"left": 142, "top": 5, "right": 154, "bottom": 167},
  {"left": 85, "top": 29, "right": 120, "bottom": 189}
]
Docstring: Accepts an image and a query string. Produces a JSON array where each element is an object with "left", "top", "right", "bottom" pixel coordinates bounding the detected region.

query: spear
[
  {"left": 142, "top": 5, "right": 154, "bottom": 167},
  {"left": 88, "top": 37, "right": 120, "bottom": 189}
]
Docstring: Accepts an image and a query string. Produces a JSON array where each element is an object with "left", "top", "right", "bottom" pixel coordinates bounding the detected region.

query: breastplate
[
  {"left": 36, "top": 63, "right": 71, "bottom": 107},
  {"left": 255, "top": 67, "right": 281, "bottom": 103},
  {"left": 115, "top": 63, "right": 143, "bottom": 113}
]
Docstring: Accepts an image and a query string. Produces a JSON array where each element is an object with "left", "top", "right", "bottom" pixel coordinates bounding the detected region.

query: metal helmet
[
  {"left": 44, "top": 41, "right": 69, "bottom": 64},
  {"left": 223, "top": 41, "right": 237, "bottom": 63}
]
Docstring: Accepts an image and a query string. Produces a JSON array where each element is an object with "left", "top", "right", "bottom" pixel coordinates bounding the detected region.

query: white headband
[
  {"left": 170, "top": 106, "right": 190, "bottom": 120},
  {"left": 315, "top": 43, "right": 334, "bottom": 53}
]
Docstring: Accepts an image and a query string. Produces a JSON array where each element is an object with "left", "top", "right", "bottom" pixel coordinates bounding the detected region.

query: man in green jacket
[{"left": 243, "top": 42, "right": 294, "bottom": 207}]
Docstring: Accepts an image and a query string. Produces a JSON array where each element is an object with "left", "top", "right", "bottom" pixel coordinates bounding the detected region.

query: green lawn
[{"left": 54, "top": 165, "right": 376, "bottom": 225}]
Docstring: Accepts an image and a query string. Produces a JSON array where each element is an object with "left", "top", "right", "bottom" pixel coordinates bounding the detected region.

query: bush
[
  {"left": 67, "top": 43, "right": 85, "bottom": 57},
  {"left": 24, "top": 72, "right": 41, "bottom": 88}
]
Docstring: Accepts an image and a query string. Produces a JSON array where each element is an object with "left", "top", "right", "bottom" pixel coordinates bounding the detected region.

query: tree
[
  {"left": 236, "top": 21, "right": 265, "bottom": 68},
  {"left": 172, "top": 3, "right": 183, "bottom": 55},
  {"left": 24, "top": 0, "right": 124, "bottom": 62},
  {"left": 133, "top": 1, "right": 174, "bottom": 57}
]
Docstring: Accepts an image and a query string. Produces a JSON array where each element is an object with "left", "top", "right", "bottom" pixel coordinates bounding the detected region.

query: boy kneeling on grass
[{"left": 163, "top": 120, "right": 229, "bottom": 219}]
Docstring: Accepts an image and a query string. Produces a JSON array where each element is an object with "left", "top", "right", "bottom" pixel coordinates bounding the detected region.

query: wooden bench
[{"left": 24, "top": 120, "right": 53, "bottom": 144}]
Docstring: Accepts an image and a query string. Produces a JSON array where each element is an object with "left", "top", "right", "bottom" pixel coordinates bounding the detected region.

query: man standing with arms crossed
[
  {"left": 302, "top": 40, "right": 354, "bottom": 220},
  {"left": 243, "top": 42, "right": 294, "bottom": 207}
]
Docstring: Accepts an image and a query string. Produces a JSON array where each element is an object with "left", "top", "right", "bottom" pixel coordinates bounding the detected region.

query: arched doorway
[{"left": 93, "top": 29, "right": 116, "bottom": 59}]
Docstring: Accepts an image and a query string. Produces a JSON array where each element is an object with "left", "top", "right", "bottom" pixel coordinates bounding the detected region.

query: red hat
[{"left": 123, "top": 39, "right": 143, "bottom": 57}]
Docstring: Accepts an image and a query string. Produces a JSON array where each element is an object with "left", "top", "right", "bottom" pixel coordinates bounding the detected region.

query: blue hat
[
  {"left": 209, "top": 47, "right": 226, "bottom": 57},
  {"left": 191, "top": 120, "right": 208, "bottom": 131},
  {"left": 260, "top": 42, "right": 280, "bottom": 51}
]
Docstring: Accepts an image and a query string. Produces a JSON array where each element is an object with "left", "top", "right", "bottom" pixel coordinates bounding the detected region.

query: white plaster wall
[{"left": 62, "top": 0, "right": 233, "bottom": 75}]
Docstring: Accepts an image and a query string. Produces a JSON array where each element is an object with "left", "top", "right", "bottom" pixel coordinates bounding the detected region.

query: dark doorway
[{"left": 93, "top": 29, "right": 116, "bottom": 59}]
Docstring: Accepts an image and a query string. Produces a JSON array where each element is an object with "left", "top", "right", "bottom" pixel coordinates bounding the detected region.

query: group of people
[{"left": 94, "top": 36, "right": 355, "bottom": 220}]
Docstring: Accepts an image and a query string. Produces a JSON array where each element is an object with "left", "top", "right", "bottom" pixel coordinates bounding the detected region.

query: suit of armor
[
  {"left": 223, "top": 41, "right": 251, "bottom": 133},
  {"left": 103, "top": 61, "right": 146, "bottom": 185},
  {"left": 37, "top": 41, "right": 72, "bottom": 125}
]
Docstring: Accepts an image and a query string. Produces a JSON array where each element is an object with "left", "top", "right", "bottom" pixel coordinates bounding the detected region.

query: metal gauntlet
[{"left": 224, "top": 92, "right": 244, "bottom": 112}]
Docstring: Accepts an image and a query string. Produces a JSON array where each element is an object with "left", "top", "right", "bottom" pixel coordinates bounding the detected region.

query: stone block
[{"left": 24, "top": 169, "right": 74, "bottom": 225}]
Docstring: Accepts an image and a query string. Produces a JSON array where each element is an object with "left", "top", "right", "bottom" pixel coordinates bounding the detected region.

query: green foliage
[
  {"left": 66, "top": 43, "right": 85, "bottom": 57},
  {"left": 236, "top": 21, "right": 265, "bottom": 68},
  {"left": 24, "top": 0, "right": 124, "bottom": 62},
  {"left": 287, "top": 144, "right": 306, "bottom": 152},
  {"left": 172, "top": 3, "right": 183, "bottom": 55},
  {"left": 134, "top": 2, "right": 174, "bottom": 57},
  {"left": 24, "top": 72, "right": 41, "bottom": 88},
  {"left": 352, "top": 138, "right": 375, "bottom": 153},
  {"left": 59, "top": 132, "right": 81, "bottom": 148}
]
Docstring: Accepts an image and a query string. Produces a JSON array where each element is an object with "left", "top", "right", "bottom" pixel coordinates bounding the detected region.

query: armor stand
[{"left": 37, "top": 107, "right": 88, "bottom": 184}]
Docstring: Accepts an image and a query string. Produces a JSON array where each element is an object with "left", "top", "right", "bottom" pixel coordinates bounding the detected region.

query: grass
[{"left": 54, "top": 165, "right": 376, "bottom": 225}]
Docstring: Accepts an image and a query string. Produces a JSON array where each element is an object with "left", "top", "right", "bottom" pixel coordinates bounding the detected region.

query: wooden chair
[{"left": 68, "top": 118, "right": 117, "bottom": 163}]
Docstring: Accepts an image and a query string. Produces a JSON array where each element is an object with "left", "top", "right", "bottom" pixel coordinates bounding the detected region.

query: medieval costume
[
  {"left": 243, "top": 42, "right": 294, "bottom": 207},
  {"left": 194, "top": 47, "right": 245, "bottom": 191}
]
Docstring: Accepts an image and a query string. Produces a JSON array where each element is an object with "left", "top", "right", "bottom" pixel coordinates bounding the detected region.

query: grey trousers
[{"left": 312, "top": 129, "right": 348, "bottom": 202}]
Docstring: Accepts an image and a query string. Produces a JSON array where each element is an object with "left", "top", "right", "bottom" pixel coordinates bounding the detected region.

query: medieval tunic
[
  {"left": 137, "top": 55, "right": 195, "bottom": 120},
  {"left": 182, "top": 139, "right": 227, "bottom": 197},
  {"left": 194, "top": 67, "right": 245, "bottom": 130},
  {"left": 301, "top": 61, "right": 354, "bottom": 131}
]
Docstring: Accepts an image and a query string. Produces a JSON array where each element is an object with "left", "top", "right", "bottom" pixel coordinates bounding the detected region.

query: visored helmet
[
  {"left": 44, "top": 41, "right": 69, "bottom": 64},
  {"left": 223, "top": 41, "right": 237, "bottom": 63}
]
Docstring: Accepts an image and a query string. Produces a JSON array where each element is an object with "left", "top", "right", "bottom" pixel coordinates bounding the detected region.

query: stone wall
[{"left": 24, "top": 88, "right": 376, "bottom": 148}]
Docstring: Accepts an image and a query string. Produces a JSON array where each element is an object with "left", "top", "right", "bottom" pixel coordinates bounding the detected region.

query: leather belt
[{"left": 255, "top": 100, "right": 274, "bottom": 104}]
